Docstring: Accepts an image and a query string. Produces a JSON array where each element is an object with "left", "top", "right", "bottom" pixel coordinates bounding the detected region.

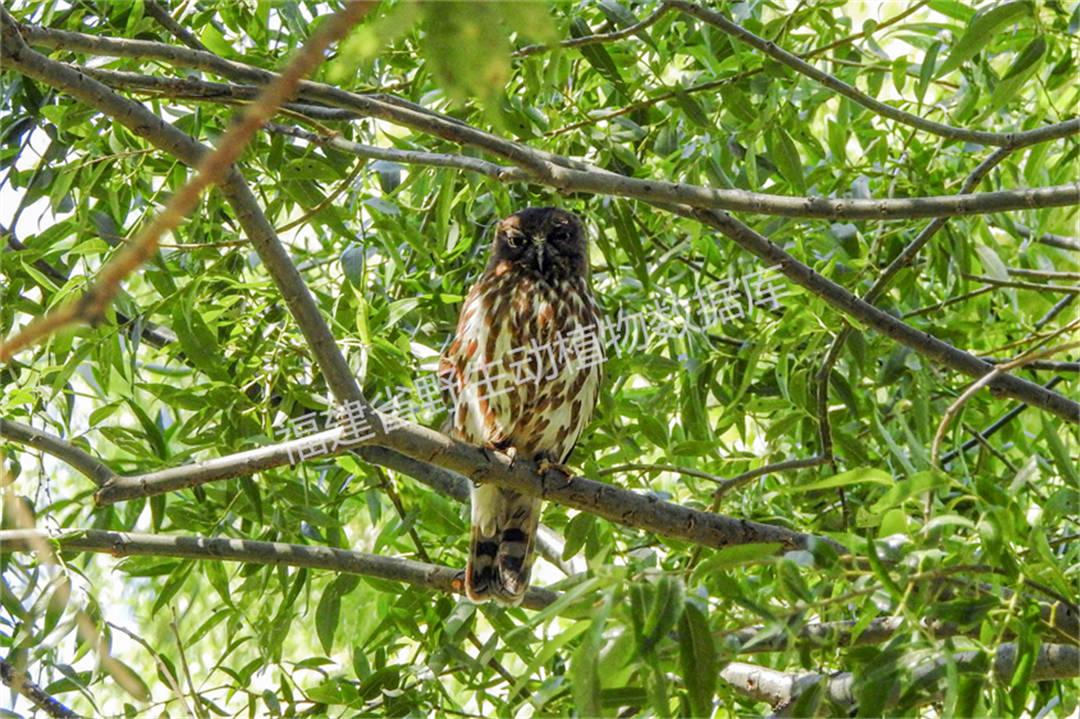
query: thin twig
[
  {"left": 932, "top": 340, "right": 1080, "bottom": 466},
  {"left": 514, "top": 3, "right": 674, "bottom": 57},
  {"left": 961, "top": 273, "right": 1079, "bottom": 294}
]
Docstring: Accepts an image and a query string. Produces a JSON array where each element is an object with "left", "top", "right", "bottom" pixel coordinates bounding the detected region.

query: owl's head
[{"left": 489, "top": 207, "right": 587, "bottom": 281}]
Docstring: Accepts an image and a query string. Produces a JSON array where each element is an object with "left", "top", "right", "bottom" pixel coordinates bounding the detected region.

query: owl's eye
[
  {"left": 549, "top": 226, "right": 571, "bottom": 244},
  {"left": 505, "top": 231, "right": 526, "bottom": 248}
]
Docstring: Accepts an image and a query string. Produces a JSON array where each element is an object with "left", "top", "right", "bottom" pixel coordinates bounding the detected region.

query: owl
[{"left": 438, "top": 207, "right": 604, "bottom": 606}]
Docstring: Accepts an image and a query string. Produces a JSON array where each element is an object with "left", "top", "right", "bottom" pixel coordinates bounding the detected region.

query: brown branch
[
  {"left": 0, "top": 528, "right": 558, "bottom": 611},
  {"left": 0, "top": 2, "right": 374, "bottom": 361},
  {"left": 0, "top": 7, "right": 370, "bottom": 411},
  {"left": 932, "top": 339, "right": 1080, "bottom": 466},
  {"left": 1, "top": 227, "right": 176, "bottom": 348}
]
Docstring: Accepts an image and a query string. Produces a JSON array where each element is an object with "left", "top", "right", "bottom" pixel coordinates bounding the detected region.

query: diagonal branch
[
  {"left": 668, "top": 1, "right": 1080, "bottom": 148},
  {"left": 0, "top": 659, "right": 81, "bottom": 719},
  {"left": 0, "top": 7, "right": 369, "bottom": 409},
  {"left": 672, "top": 206, "right": 1080, "bottom": 422},
  {"left": 0, "top": 419, "right": 117, "bottom": 487},
  {"left": 815, "top": 147, "right": 1014, "bottom": 457},
  {"left": 0, "top": 2, "right": 375, "bottom": 363}
]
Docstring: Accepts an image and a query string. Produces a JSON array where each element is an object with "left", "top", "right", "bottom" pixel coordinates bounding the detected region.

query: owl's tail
[{"left": 466, "top": 484, "right": 541, "bottom": 606}]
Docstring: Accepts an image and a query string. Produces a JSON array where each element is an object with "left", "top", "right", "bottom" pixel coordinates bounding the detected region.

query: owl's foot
[
  {"left": 538, "top": 460, "right": 574, "bottom": 483},
  {"left": 482, "top": 443, "right": 518, "bottom": 469}
]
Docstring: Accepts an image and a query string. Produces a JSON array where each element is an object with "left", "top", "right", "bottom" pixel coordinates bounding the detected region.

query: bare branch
[
  {"left": 722, "top": 644, "right": 1080, "bottom": 712},
  {"left": 0, "top": 528, "right": 558, "bottom": 611}
]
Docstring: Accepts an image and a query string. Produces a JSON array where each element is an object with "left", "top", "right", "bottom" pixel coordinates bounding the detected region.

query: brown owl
[{"left": 438, "top": 207, "right": 604, "bottom": 605}]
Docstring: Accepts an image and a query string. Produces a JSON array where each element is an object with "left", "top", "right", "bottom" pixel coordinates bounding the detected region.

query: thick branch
[
  {"left": 93, "top": 423, "right": 844, "bottom": 555},
  {"left": 0, "top": 529, "right": 557, "bottom": 611},
  {"left": 16, "top": 23, "right": 1080, "bottom": 220}
]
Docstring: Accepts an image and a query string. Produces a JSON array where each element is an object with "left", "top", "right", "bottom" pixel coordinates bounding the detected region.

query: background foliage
[{"left": 1, "top": 0, "right": 1078, "bottom": 717}]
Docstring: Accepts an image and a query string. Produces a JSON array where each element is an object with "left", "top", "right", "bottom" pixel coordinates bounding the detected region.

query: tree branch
[
  {"left": 0, "top": 2, "right": 375, "bottom": 362},
  {"left": 815, "top": 147, "right": 1013, "bottom": 457},
  {"left": 0, "top": 658, "right": 81, "bottom": 719},
  {"left": 672, "top": 206, "right": 1080, "bottom": 422},
  {"left": 1009, "top": 222, "right": 1080, "bottom": 252},
  {"left": 92, "top": 423, "right": 845, "bottom": 555},
  {"left": 0, "top": 418, "right": 117, "bottom": 487},
  {"left": 0, "top": 7, "right": 371, "bottom": 411},
  {"left": 513, "top": 3, "right": 674, "bottom": 57},
  {"left": 722, "top": 643, "right": 1080, "bottom": 712},
  {"left": 0, "top": 528, "right": 558, "bottom": 611},
  {"left": 668, "top": 1, "right": 1080, "bottom": 148},
  {"left": 15, "top": 22, "right": 1080, "bottom": 220}
]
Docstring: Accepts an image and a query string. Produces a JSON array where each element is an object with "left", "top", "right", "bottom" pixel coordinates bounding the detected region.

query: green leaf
[
  {"left": 936, "top": 1, "right": 1033, "bottom": 77},
  {"left": 315, "top": 574, "right": 360, "bottom": 654},
  {"left": 678, "top": 602, "right": 716, "bottom": 717},
  {"left": 768, "top": 128, "right": 805, "bottom": 193},
  {"left": 571, "top": 589, "right": 613, "bottom": 718}
]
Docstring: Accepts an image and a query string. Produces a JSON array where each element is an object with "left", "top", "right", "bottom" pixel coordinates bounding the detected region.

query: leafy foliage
[{"left": 1, "top": 0, "right": 1077, "bottom": 717}]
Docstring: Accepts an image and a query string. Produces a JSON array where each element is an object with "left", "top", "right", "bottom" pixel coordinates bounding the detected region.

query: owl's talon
[
  {"left": 483, "top": 443, "right": 518, "bottom": 469},
  {"left": 538, "top": 460, "right": 575, "bottom": 483}
]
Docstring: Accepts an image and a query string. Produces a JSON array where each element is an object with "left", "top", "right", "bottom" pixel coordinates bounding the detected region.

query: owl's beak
[{"left": 533, "top": 235, "right": 546, "bottom": 272}]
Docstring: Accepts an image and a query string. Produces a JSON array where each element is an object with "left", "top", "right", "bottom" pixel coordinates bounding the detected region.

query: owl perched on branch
[{"left": 439, "top": 207, "right": 604, "bottom": 606}]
